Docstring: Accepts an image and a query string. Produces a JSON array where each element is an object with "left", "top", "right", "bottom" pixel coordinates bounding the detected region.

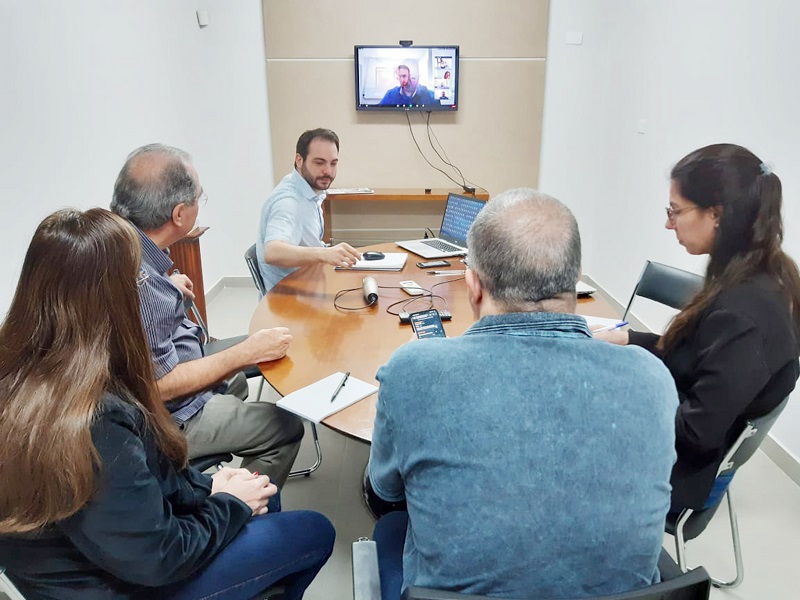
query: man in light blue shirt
[
  {"left": 368, "top": 189, "right": 678, "bottom": 599},
  {"left": 257, "top": 128, "right": 361, "bottom": 293}
]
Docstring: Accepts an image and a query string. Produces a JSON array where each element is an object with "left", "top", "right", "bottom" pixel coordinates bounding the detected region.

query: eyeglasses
[
  {"left": 665, "top": 205, "right": 698, "bottom": 222},
  {"left": 196, "top": 190, "right": 208, "bottom": 207},
  {"left": 136, "top": 266, "right": 149, "bottom": 287}
]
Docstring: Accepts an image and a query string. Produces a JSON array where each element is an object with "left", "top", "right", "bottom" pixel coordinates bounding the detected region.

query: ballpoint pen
[
  {"left": 593, "top": 321, "right": 629, "bottom": 333},
  {"left": 428, "top": 270, "right": 466, "bottom": 276},
  {"left": 330, "top": 371, "right": 350, "bottom": 403}
]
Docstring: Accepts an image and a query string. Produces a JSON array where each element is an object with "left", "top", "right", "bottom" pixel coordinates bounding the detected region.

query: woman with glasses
[
  {"left": 596, "top": 144, "right": 800, "bottom": 513},
  {"left": 0, "top": 208, "right": 334, "bottom": 599}
]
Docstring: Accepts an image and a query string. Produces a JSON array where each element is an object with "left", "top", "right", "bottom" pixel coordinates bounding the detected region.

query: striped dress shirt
[{"left": 136, "top": 228, "right": 211, "bottom": 423}]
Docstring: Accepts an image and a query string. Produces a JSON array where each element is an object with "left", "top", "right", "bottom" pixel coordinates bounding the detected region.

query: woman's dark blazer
[
  {"left": 0, "top": 394, "right": 252, "bottom": 599},
  {"left": 629, "top": 274, "right": 799, "bottom": 510}
]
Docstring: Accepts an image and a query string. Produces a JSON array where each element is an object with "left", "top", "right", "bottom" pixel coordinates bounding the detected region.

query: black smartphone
[
  {"left": 416, "top": 260, "right": 451, "bottom": 268},
  {"left": 410, "top": 309, "right": 447, "bottom": 339}
]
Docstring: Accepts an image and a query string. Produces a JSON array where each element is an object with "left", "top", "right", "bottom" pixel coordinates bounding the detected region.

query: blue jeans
[
  {"left": 373, "top": 511, "right": 408, "bottom": 600},
  {"left": 161, "top": 510, "right": 335, "bottom": 600}
]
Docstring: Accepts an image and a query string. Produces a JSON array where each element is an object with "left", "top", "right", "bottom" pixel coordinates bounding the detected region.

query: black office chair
[
  {"left": 400, "top": 568, "right": 711, "bottom": 600},
  {"left": 184, "top": 299, "right": 267, "bottom": 473},
  {"left": 622, "top": 261, "right": 704, "bottom": 322},
  {"left": 352, "top": 539, "right": 711, "bottom": 600},
  {"left": 2, "top": 552, "right": 285, "bottom": 600},
  {"left": 245, "top": 244, "right": 322, "bottom": 478},
  {"left": 186, "top": 298, "right": 264, "bottom": 387},
  {"left": 665, "top": 395, "right": 789, "bottom": 589},
  {"left": 188, "top": 453, "right": 234, "bottom": 473},
  {"left": 246, "top": 243, "right": 267, "bottom": 296},
  {"left": 0, "top": 566, "right": 27, "bottom": 600}
]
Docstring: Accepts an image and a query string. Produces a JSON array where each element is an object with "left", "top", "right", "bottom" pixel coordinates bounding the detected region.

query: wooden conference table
[{"left": 249, "top": 243, "right": 618, "bottom": 443}]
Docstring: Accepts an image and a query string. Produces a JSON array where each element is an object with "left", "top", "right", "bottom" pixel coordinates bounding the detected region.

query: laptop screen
[{"left": 439, "top": 193, "right": 486, "bottom": 244}]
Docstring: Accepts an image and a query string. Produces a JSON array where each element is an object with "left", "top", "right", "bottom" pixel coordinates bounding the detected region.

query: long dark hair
[
  {"left": 660, "top": 144, "right": 800, "bottom": 351},
  {"left": 0, "top": 208, "right": 187, "bottom": 533}
]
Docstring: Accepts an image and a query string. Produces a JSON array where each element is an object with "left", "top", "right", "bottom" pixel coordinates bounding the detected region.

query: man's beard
[{"left": 300, "top": 164, "right": 333, "bottom": 191}]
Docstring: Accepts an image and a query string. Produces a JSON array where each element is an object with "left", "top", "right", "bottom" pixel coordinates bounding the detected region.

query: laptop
[{"left": 396, "top": 193, "right": 487, "bottom": 258}]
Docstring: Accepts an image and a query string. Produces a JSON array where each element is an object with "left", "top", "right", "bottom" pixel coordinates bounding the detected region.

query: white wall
[
  {"left": 541, "top": 1, "right": 800, "bottom": 459},
  {"left": 0, "top": 0, "right": 273, "bottom": 315}
]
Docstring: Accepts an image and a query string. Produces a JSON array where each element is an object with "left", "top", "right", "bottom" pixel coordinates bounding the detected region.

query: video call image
[{"left": 355, "top": 46, "right": 457, "bottom": 109}]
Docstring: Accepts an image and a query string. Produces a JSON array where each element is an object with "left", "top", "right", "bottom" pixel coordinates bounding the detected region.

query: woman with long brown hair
[
  {"left": 596, "top": 143, "right": 800, "bottom": 512},
  {"left": 0, "top": 208, "right": 334, "bottom": 599}
]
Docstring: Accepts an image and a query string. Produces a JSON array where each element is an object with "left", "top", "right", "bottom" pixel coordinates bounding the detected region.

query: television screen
[{"left": 354, "top": 45, "right": 459, "bottom": 111}]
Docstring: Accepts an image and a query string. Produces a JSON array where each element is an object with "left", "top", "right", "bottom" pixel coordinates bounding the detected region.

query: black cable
[
  {"left": 430, "top": 276, "right": 465, "bottom": 293},
  {"left": 422, "top": 111, "right": 489, "bottom": 195},
  {"left": 404, "top": 111, "right": 469, "bottom": 190},
  {"left": 333, "top": 282, "right": 457, "bottom": 315},
  {"left": 425, "top": 111, "right": 467, "bottom": 189},
  {"left": 424, "top": 227, "right": 437, "bottom": 239},
  {"left": 384, "top": 293, "right": 449, "bottom": 316},
  {"left": 378, "top": 284, "right": 435, "bottom": 315},
  {"left": 333, "top": 287, "right": 377, "bottom": 312}
]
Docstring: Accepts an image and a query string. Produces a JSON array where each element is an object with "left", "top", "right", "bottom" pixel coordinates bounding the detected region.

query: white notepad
[
  {"left": 334, "top": 252, "right": 409, "bottom": 271},
  {"left": 582, "top": 315, "right": 623, "bottom": 329},
  {"left": 276, "top": 372, "right": 378, "bottom": 423},
  {"left": 326, "top": 187, "right": 375, "bottom": 195}
]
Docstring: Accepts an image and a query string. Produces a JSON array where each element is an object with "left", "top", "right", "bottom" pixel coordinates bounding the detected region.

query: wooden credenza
[
  {"left": 168, "top": 226, "right": 209, "bottom": 326},
  {"left": 323, "top": 188, "right": 490, "bottom": 244}
]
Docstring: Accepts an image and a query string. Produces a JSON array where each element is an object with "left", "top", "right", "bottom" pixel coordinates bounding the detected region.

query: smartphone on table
[
  {"left": 410, "top": 309, "right": 446, "bottom": 339},
  {"left": 416, "top": 260, "right": 451, "bottom": 268}
]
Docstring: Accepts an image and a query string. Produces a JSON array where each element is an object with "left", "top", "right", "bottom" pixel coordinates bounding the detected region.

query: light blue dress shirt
[{"left": 257, "top": 169, "right": 326, "bottom": 293}]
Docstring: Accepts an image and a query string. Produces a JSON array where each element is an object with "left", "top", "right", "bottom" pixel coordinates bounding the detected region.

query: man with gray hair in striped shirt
[{"left": 111, "top": 143, "right": 304, "bottom": 487}]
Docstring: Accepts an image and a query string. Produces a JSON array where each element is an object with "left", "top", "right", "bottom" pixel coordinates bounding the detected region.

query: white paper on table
[
  {"left": 334, "top": 252, "right": 409, "bottom": 271},
  {"left": 582, "top": 315, "right": 625, "bottom": 329},
  {"left": 276, "top": 372, "right": 378, "bottom": 423},
  {"left": 326, "top": 187, "right": 375, "bottom": 195}
]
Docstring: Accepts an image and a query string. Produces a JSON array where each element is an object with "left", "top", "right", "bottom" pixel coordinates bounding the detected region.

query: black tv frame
[{"left": 354, "top": 44, "right": 460, "bottom": 112}]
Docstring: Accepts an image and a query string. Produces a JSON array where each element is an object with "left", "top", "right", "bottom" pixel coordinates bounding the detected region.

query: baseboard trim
[
  {"left": 760, "top": 436, "right": 800, "bottom": 486},
  {"left": 205, "top": 277, "right": 255, "bottom": 304}
]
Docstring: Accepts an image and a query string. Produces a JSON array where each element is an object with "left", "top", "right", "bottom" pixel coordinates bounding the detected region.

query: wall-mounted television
[{"left": 354, "top": 45, "right": 459, "bottom": 111}]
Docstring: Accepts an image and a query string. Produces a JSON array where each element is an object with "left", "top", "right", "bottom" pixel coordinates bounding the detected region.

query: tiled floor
[
  {"left": 9, "top": 287, "right": 800, "bottom": 600},
  {"left": 207, "top": 284, "right": 375, "bottom": 600},
  {"left": 5, "top": 284, "right": 795, "bottom": 600},
  {"left": 207, "top": 283, "right": 800, "bottom": 600}
]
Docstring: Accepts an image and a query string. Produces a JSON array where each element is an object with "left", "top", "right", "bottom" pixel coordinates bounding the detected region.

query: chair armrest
[{"left": 352, "top": 538, "right": 381, "bottom": 600}]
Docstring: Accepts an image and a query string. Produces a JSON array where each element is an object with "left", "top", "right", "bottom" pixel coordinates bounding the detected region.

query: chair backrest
[
  {"left": 718, "top": 395, "right": 789, "bottom": 477},
  {"left": 245, "top": 244, "right": 267, "bottom": 296},
  {"left": 667, "top": 395, "right": 791, "bottom": 540},
  {"left": 622, "top": 261, "right": 704, "bottom": 322},
  {"left": 401, "top": 567, "right": 711, "bottom": 600},
  {"left": 1, "top": 566, "right": 29, "bottom": 600}
]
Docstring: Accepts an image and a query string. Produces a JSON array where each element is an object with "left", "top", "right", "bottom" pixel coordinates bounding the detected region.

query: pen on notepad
[
  {"left": 330, "top": 371, "right": 350, "bottom": 403},
  {"left": 428, "top": 270, "right": 466, "bottom": 276},
  {"left": 593, "top": 321, "right": 629, "bottom": 333}
]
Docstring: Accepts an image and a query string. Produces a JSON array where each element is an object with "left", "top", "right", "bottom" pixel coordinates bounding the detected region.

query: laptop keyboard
[{"left": 422, "top": 239, "right": 462, "bottom": 252}]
